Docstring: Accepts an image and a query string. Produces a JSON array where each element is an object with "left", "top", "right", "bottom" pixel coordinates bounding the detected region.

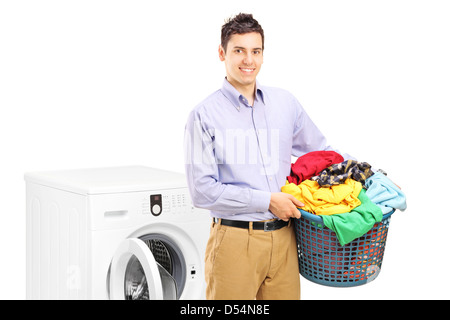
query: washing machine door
[{"left": 109, "top": 238, "right": 177, "bottom": 300}]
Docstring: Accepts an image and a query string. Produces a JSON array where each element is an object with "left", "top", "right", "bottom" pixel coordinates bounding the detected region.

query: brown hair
[{"left": 221, "top": 13, "right": 265, "bottom": 52}]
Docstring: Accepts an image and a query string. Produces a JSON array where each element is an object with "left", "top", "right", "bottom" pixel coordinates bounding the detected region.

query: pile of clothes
[{"left": 281, "top": 151, "right": 407, "bottom": 246}]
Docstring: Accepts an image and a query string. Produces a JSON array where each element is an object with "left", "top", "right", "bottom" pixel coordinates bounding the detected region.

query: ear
[{"left": 218, "top": 45, "right": 226, "bottom": 61}]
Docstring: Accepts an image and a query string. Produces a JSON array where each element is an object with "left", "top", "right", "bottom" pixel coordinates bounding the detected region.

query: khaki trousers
[{"left": 204, "top": 219, "right": 300, "bottom": 300}]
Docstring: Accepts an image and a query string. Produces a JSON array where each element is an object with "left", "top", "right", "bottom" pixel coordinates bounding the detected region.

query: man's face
[{"left": 219, "top": 32, "right": 263, "bottom": 91}]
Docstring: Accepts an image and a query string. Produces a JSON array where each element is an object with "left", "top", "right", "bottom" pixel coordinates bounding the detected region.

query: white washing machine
[{"left": 25, "top": 166, "right": 211, "bottom": 300}]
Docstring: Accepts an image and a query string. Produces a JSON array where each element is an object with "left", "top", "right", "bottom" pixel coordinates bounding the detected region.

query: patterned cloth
[{"left": 311, "top": 160, "right": 374, "bottom": 187}]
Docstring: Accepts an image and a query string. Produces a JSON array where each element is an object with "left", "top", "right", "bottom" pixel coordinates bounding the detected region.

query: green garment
[{"left": 321, "top": 189, "right": 383, "bottom": 246}]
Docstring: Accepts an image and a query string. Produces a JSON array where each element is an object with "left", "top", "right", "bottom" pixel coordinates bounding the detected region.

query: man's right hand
[{"left": 269, "top": 192, "right": 304, "bottom": 222}]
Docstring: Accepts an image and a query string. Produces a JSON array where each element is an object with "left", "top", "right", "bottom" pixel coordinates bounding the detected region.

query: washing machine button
[{"left": 151, "top": 204, "right": 161, "bottom": 215}]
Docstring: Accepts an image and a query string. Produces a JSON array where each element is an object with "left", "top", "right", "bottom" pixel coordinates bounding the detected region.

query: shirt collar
[{"left": 220, "top": 77, "right": 265, "bottom": 111}]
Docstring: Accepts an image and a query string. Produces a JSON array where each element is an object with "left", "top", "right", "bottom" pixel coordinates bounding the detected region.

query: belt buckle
[{"left": 263, "top": 221, "right": 275, "bottom": 232}]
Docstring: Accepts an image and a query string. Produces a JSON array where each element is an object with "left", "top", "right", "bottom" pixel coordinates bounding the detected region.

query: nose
[{"left": 243, "top": 52, "right": 253, "bottom": 65}]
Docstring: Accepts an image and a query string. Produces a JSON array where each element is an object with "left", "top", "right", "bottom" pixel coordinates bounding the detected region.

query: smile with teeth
[{"left": 240, "top": 67, "right": 255, "bottom": 73}]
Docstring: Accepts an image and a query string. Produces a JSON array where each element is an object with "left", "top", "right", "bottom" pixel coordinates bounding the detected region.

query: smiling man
[
  {"left": 218, "top": 31, "right": 263, "bottom": 106},
  {"left": 184, "top": 13, "right": 338, "bottom": 300}
]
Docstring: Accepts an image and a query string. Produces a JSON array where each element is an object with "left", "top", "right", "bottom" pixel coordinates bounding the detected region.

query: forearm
[{"left": 185, "top": 164, "right": 271, "bottom": 215}]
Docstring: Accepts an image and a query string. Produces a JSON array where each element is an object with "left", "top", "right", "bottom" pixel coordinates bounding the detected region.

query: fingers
[
  {"left": 281, "top": 206, "right": 300, "bottom": 221},
  {"left": 287, "top": 195, "right": 303, "bottom": 219},
  {"left": 291, "top": 204, "right": 301, "bottom": 219},
  {"left": 269, "top": 192, "right": 304, "bottom": 221},
  {"left": 282, "top": 194, "right": 303, "bottom": 220},
  {"left": 287, "top": 195, "right": 302, "bottom": 219},
  {"left": 288, "top": 194, "right": 304, "bottom": 208}
]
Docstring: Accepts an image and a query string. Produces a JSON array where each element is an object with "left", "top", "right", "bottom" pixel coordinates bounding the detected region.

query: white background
[{"left": 1, "top": 0, "right": 449, "bottom": 300}]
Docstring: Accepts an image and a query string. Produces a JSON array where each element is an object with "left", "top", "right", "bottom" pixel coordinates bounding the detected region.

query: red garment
[{"left": 287, "top": 151, "right": 344, "bottom": 184}]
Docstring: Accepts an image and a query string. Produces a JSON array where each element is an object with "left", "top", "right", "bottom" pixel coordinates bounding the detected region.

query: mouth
[{"left": 239, "top": 67, "right": 256, "bottom": 73}]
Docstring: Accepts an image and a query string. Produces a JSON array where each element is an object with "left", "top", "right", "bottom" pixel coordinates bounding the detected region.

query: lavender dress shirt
[{"left": 184, "top": 78, "right": 347, "bottom": 221}]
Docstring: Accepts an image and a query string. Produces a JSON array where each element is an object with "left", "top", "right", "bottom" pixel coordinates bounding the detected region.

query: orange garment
[{"left": 281, "top": 178, "right": 362, "bottom": 215}]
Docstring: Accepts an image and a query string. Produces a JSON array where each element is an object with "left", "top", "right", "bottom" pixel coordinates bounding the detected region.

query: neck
[{"left": 227, "top": 77, "right": 256, "bottom": 106}]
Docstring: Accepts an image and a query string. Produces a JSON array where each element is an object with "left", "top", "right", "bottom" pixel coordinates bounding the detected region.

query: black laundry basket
[{"left": 295, "top": 209, "right": 394, "bottom": 287}]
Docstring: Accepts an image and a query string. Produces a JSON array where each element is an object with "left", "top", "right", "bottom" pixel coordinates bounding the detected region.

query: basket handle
[
  {"left": 297, "top": 208, "right": 395, "bottom": 223},
  {"left": 298, "top": 209, "right": 323, "bottom": 224}
]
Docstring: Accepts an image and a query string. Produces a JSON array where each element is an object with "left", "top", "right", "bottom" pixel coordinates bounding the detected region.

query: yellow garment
[{"left": 281, "top": 178, "right": 362, "bottom": 216}]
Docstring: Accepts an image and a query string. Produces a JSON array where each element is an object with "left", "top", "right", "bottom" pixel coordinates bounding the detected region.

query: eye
[
  {"left": 234, "top": 49, "right": 243, "bottom": 54},
  {"left": 253, "top": 50, "right": 261, "bottom": 55}
]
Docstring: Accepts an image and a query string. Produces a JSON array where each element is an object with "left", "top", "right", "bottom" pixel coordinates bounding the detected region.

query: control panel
[
  {"left": 142, "top": 189, "right": 191, "bottom": 216},
  {"left": 150, "top": 194, "right": 162, "bottom": 216}
]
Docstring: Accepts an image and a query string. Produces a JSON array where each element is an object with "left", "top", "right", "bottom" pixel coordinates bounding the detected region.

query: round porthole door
[{"left": 109, "top": 238, "right": 177, "bottom": 300}]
